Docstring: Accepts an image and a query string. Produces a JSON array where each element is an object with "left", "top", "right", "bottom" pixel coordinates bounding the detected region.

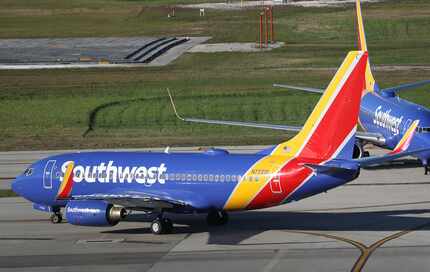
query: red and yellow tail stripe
[
  {"left": 57, "top": 161, "right": 74, "bottom": 199},
  {"left": 390, "top": 120, "right": 419, "bottom": 155},
  {"left": 224, "top": 52, "right": 368, "bottom": 211}
]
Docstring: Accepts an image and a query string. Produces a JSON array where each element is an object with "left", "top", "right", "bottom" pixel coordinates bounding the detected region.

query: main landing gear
[
  {"left": 421, "top": 159, "right": 430, "bottom": 175},
  {"left": 149, "top": 210, "right": 229, "bottom": 235},
  {"left": 206, "top": 210, "right": 229, "bottom": 226},
  {"left": 150, "top": 215, "right": 173, "bottom": 235},
  {"left": 50, "top": 211, "right": 63, "bottom": 224}
]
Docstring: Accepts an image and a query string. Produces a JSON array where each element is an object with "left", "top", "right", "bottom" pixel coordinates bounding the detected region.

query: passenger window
[
  {"left": 198, "top": 174, "right": 203, "bottom": 181},
  {"left": 204, "top": 175, "right": 208, "bottom": 182},
  {"left": 181, "top": 174, "right": 186, "bottom": 181},
  {"left": 220, "top": 175, "right": 225, "bottom": 182},
  {"left": 226, "top": 175, "right": 230, "bottom": 182},
  {"left": 215, "top": 175, "right": 219, "bottom": 182},
  {"left": 209, "top": 175, "right": 214, "bottom": 182},
  {"left": 192, "top": 174, "right": 197, "bottom": 181}
]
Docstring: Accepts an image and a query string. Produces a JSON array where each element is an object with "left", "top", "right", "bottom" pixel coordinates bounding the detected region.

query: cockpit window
[
  {"left": 416, "top": 127, "right": 430, "bottom": 133},
  {"left": 23, "top": 168, "right": 34, "bottom": 176}
]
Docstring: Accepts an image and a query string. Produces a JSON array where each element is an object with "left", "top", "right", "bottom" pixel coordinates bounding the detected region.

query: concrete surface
[
  {"left": 188, "top": 42, "right": 284, "bottom": 53},
  {"left": 180, "top": 0, "right": 382, "bottom": 10},
  {"left": 0, "top": 37, "right": 210, "bottom": 70},
  {"left": 1, "top": 146, "right": 430, "bottom": 271}
]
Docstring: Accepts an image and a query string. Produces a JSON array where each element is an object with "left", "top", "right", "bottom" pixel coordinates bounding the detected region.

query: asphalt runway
[{"left": 1, "top": 147, "right": 430, "bottom": 271}]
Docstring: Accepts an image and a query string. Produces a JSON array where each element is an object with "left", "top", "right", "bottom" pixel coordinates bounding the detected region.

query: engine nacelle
[
  {"left": 353, "top": 141, "right": 369, "bottom": 159},
  {"left": 65, "top": 200, "right": 126, "bottom": 227}
]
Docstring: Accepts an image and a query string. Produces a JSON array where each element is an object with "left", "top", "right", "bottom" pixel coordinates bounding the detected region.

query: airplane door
[
  {"left": 270, "top": 173, "right": 283, "bottom": 194},
  {"left": 43, "top": 160, "right": 56, "bottom": 189}
]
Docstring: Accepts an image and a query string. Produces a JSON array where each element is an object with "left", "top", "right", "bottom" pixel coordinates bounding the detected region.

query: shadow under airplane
[{"left": 103, "top": 201, "right": 430, "bottom": 245}]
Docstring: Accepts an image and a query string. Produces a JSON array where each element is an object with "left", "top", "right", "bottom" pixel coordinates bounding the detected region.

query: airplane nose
[{"left": 11, "top": 178, "right": 23, "bottom": 196}]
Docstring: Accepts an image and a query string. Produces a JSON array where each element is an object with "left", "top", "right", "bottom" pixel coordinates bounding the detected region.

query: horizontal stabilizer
[
  {"left": 381, "top": 80, "right": 430, "bottom": 94},
  {"left": 303, "top": 161, "right": 359, "bottom": 173}
]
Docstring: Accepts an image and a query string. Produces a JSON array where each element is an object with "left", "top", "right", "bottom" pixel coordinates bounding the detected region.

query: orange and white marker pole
[
  {"left": 259, "top": 12, "right": 264, "bottom": 48},
  {"left": 265, "top": 7, "right": 269, "bottom": 48},
  {"left": 270, "top": 6, "right": 274, "bottom": 43}
]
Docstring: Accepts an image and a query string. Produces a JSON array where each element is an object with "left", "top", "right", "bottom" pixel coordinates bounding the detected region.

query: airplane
[
  {"left": 12, "top": 51, "right": 430, "bottom": 234},
  {"left": 274, "top": 0, "right": 430, "bottom": 174}
]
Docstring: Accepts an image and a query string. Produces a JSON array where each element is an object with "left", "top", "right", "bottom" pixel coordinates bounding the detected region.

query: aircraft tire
[
  {"left": 151, "top": 218, "right": 173, "bottom": 234},
  {"left": 50, "top": 213, "right": 62, "bottom": 224},
  {"left": 207, "top": 210, "right": 229, "bottom": 226}
]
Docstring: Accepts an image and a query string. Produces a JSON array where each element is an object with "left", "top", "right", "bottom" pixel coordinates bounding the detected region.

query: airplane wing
[
  {"left": 380, "top": 80, "right": 430, "bottom": 94},
  {"left": 272, "top": 83, "right": 324, "bottom": 94},
  {"left": 72, "top": 189, "right": 210, "bottom": 211},
  {"left": 167, "top": 88, "right": 302, "bottom": 132},
  {"left": 274, "top": 80, "right": 430, "bottom": 95},
  {"left": 355, "top": 147, "right": 430, "bottom": 167},
  {"left": 168, "top": 89, "right": 386, "bottom": 144}
]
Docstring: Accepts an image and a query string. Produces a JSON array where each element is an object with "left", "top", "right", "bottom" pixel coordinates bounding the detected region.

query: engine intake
[{"left": 65, "top": 200, "right": 126, "bottom": 226}]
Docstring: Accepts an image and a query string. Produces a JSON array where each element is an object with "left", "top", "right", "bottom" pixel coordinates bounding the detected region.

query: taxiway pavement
[{"left": 1, "top": 146, "right": 430, "bottom": 271}]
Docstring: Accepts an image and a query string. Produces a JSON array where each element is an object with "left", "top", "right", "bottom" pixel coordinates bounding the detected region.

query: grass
[
  {"left": 0, "top": 0, "right": 430, "bottom": 150},
  {"left": 0, "top": 190, "right": 17, "bottom": 198}
]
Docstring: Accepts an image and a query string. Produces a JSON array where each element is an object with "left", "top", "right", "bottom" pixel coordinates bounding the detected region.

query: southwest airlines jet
[
  {"left": 12, "top": 51, "right": 427, "bottom": 234},
  {"left": 274, "top": 0, "right": 430, "bottom": 174}
]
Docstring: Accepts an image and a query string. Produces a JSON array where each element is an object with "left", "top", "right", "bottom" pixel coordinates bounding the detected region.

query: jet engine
[
  {"left": 353, "top": 141, "right": 370, "bottom": 159},
  {"left": 65, "top": 200, "right": 126, "bottom": 226}
]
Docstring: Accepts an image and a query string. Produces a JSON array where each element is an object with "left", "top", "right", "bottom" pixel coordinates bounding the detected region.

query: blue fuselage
[
  {"left": 12, "top": 150, "right": 358, "bottom": 212},
  {"left": 360, "top": 92, "right": 430, "bottom": 162}
]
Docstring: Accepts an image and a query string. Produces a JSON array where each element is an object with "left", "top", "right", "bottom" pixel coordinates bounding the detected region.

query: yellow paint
[
  {"left": 272, "top": 52, "right": 360, "bottom": 157},
  {"left": 224, "top": 155, "right": 288, "bottom": 210},
  {"left": 392, "top": 120, "right": 419, "bottom": 152},
  {"left": 356, "top": 0, "right": 376, "bottom": 92},
  {"left": 57, "top": 161, "right": 74, "bottom": 195},
  {"left": 224, "top": 51, "right": 364, "bottom": 211}
]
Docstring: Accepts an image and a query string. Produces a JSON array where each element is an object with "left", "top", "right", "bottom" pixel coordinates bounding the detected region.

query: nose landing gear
[{"left": 50, "top": 212, "right": 63, "bottom": 224}]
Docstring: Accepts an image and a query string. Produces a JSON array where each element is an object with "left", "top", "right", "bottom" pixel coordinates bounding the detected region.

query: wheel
[
  {"left": 207, "top": 210, "right": 229, "bottom": 226},
  {"left": 50, "top": 213, "right": 62, "bottom": 224},
  {"left": 163, "top": 218, "right": 173, "bottom": 234},
  {"left": 151, "top": 219, "right": 163, "bottom": 234},
  {"left": 150, "top": 218, "right": 173, "bottom": 235}
]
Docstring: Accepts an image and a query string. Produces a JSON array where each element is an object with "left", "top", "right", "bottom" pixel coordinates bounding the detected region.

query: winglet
[
  {"left": 167, "top": 88, "right": 185, "bottom": 121},
  {"left": 390, "top": 120, "right": 420, "bottom": 154},
  {"left": 355, "top": 0, "right": 367, "bottom": 52},
  {"left": 355, "top": 0, "right": 376, "bottom": 93}
]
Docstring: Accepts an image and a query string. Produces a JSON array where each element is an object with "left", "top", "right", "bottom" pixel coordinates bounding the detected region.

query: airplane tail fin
[
  {"left": 355, "top": 0, "right": 377, "bottom": 93},
  {"left": 271, "top": 51, "right": 368, "bottom": 160},
  {"left": 390, "top": 120, "right": 419, "bottom": 155}
]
